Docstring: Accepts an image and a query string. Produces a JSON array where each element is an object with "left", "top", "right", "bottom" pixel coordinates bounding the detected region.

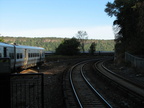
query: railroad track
[
  {"left": 95, "top": 60, "right": 144, "bottom": 105},
  {"left": 64, "top": 60, "right": 112, "bottom": 108}
]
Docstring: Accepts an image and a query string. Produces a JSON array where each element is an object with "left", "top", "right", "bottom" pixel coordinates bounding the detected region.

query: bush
[{"left": 55, "top": 38, "right": 80, "bottom": 56}]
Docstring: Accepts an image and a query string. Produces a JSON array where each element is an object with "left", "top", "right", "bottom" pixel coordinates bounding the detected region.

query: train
[{"left": 0, "top": 42, "right": 45, "bottom": 72}]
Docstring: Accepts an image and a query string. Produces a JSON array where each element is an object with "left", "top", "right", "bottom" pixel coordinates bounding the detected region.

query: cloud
[{"left": 1, "top": 26, "right": 114, "bottom": 39}]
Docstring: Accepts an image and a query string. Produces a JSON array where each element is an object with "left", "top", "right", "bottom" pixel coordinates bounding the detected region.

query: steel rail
[
  {"left": 69, "top": 62, "right": 84, "bottom": 108},
  {"left": 102, "top": 61, "right": 144, "bottom": 89},
  {"left": 95, "top": 60, "right": 144, "bottom": 100},
  {"left": 69, "top": 59, "right": 97, "bottom": 108},
  {"left": 81, "top": 63, "right": 113, "bottom": 108}
]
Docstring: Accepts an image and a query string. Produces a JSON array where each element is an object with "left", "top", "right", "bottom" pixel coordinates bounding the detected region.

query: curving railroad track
[
  {"left": 64, "top": 58, "right": 144, "bottom": 108},
  {"left": 64, "top": 59, "right": 112, "bottom": 108},
  {"left": 95, "top": 60, "right": 144, "bottom": 105}
]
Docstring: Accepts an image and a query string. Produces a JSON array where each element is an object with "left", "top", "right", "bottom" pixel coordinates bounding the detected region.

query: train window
[
  {"left": 17, "top": 53, "right": 19, "bottom": 59},
  {"left": 17, "top": 53, "right": 22, "bottom": 59},
  {"left": 20, "top": 53, "right": 22, "bottom": 59},
  {"left": 4, "top": 47, "right": 7, "bottom": 57},
  {"left": 28, "top": 53, "right": 30, "bottom": 57}
]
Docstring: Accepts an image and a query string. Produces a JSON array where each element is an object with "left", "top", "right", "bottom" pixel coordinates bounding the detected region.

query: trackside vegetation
[{"left": 1, "top": 37, "right": 114, "bottom": 52}]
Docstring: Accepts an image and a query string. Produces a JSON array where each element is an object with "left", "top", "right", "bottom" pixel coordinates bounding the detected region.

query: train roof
[
  {"left": 0, "top": 42, "right": 14, "bottom": 47},
  {"left": 16, "top": 45, "right": 44, "bottom": 50},
  {"left": 0, "top": 42, "right": 44, "bottom": 50}
]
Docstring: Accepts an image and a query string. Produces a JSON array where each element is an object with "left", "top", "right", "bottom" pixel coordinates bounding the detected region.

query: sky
[{"left": 0, "top": 0, "right": 115, "bottom": 39}]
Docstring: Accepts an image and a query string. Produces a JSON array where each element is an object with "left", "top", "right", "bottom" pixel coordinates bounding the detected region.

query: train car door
[
  {"left": 24, "top": 49, "right": 28, "bottom": 68},
  {"left": 4, "top": 47, "right": 7, "bottom": 57},
  {"left": 40, "top": 50, "right": 42, "bottom": 62}
]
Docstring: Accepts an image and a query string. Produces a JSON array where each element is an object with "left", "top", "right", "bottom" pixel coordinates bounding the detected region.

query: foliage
[
  {"left": 55, "top": 38, "right": 80, "bottom": 55},
  {"left": 2, "top": 36, "right": 114, "bottom": 52},
  {"left": 105, "top": 0, "right": 144, "bottom": 56},
  {"left": 76, "top": 31, "right": 88, "bottom": 53},
  {"left": 89, "top": 42, "right": 96, "bottom": 55},
  {"left": 0, "top": 37, "right": 4, "bottom": 42}
]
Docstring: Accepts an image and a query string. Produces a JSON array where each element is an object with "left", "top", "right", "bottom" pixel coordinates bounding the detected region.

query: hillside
[{"left": 1, "top": 36, "right": 114, "bottom": 52}]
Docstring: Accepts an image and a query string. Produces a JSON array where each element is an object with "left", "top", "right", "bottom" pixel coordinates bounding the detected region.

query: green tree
[
  {"left": 55, "top": 38, "right": 80, "bottom": 55},
  {"left": 0, "top": 36, "right": 4, "bottom": 42},
  {"left": 89, "top": 42, "right": 96, "bottom": 55},
  {"left": 105, "top": 0, "right": 144, "bottom": 59}
]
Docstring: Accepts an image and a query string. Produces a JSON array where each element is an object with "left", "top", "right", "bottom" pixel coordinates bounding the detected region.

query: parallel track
[{"left": 95, "top": 60, "right": 144, "bottom": 103}]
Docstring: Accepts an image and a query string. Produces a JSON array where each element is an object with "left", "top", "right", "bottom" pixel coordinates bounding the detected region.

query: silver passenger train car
[{"left": 0, "top": 42, "right": 45, "bottom": 72}]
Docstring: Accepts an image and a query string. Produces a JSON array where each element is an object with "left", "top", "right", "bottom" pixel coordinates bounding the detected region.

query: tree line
[{"left": 0, "top": 36, "right": 114, "bottom": 53}]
